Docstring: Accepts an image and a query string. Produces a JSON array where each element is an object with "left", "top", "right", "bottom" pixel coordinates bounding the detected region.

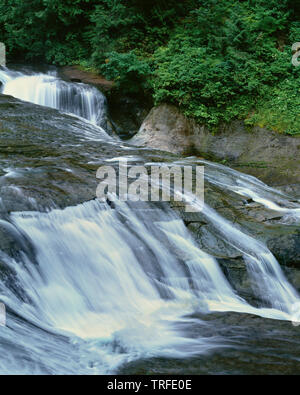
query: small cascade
[
  {"left": 202, "top": 204, "right": 299, "bottom": 315},
  {"left": 0, "top": 67, "right": 107, "bottom": 127},
  {"left": 0, "top": 197, "right": 297, "bottom": 373},
  {"left": 0, "top": 65, "right": 300, "bottom": 375},
  {"left": 174, "top": 189, "right": 300, "bottom": 319}
]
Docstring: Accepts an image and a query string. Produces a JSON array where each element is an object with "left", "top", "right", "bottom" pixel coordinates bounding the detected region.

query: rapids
[{"left": 0, "top": 66, "right": 299, "bottom": 374}]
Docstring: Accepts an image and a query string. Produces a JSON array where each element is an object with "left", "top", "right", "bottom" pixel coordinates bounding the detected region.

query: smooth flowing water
[
  {"left": 0, "top": 67, "right": 106, "bottom": 126},
  {"left": 186, "top": 158, "right": 300, "bottom": 221},
  {"left": 0, "top": 67, "right": 299, "bottom": 374}
]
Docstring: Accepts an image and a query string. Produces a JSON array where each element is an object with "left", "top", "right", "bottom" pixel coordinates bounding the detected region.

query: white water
[
  {"left": 191, "top": 200, "right": 299, "bottom": 314},
  {"left": 0, "top": 67, "right": 106, "bottom": 126},
  {"left": 1, "top": 201, "right": 227, "bottom": 373},
  {"left": 184, "top": 158, "right": 300, "bottom": 222},
  {"left": 0, "top": 66, "right": 300, "bottom": 374},
  {"left": 0, "top": 196, "right": 297, "bottom": 373},
  {"left": 167, "top": 159, "right": 300, "bottom": 318}
]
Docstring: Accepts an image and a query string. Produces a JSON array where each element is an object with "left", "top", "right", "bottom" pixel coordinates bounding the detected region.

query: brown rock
[{"left": 60, "top": 65, "right": 114, "bottom": 92}]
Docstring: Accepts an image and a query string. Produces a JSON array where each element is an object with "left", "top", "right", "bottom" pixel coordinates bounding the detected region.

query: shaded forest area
[{"left": 1, "top": 0, "right": 300, "bottom": 134}]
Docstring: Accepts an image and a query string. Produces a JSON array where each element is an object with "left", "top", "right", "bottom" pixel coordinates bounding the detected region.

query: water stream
[
  {"left": 0, "top": 67, "right": 299, "bottom": 374},
  {"left": 0, "top": 67, "right": 107, "bottom": 127}
]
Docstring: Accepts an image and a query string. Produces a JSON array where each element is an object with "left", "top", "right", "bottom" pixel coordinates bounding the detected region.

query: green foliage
[
  {"left": 0, "top": 0, "right": 95, "bottom": 64},
  {"left": 0, "top": 0, "right": 299, "bottom": 134},
  {"left": 88, "top": 0, "right": 194, "bottom": 67},
  {"left": 151, "top": 0, "right": 299, "bottom": 129},
  {"left": 245, "top": 78, "right": 300, "bottom": 135},
  {"left": 99, "top": 51, "right": 151, "bottom": 94}
]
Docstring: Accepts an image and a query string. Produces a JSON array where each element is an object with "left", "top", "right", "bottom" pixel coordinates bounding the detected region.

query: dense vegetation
[{"left": 0, "top": 0, "right": 300, "bottom": 134}]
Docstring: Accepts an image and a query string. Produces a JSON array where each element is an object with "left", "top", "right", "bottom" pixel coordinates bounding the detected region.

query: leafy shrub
[
  {"left": 0, "top": 0, "right": 94, "bottom": 64},
  {"left": 99, "top": 51, "right": 151, "bottom": 94},
  {"left": 0, "top": 0, "right": 300, "bottom": 134},
  {"left": 151, "top": 0, "right": 299, "bottom": 130}
]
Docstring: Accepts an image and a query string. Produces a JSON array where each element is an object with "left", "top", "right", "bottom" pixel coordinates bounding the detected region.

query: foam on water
[
  {"left": 0, "top": 66, "right": 300, "bottom": 374},
  {"left": 0, "top": 67, "right": 106, "bottom": 127},
  {"left": 0, "top": 197, "right": 297, "bottom": 373}
]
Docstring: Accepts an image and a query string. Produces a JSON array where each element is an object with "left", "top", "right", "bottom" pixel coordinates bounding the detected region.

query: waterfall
[
  {"left": 0, "top": 66, "right": 17, "bottom": 84},
  {"left": 0, "top": 65, "right": 300, "bottom": 374},
  {"left": 0, "top": 197, "right": 297, "bottom": 373},
  {"left": 0, "top": 201, "right": 229, "bottom": 373},
  {"left": 162, "top": 158, "right": 300, "bottom": 316},
  {"left": 199, "top": 203, "right": 299, "bottom": 314},
  {"left": 0, "top": 67, "right": 107, "bottom": 127}
]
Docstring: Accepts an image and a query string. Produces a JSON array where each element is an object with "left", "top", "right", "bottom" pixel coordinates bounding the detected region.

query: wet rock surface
[
  {"left": 0, "top": 94, "right": 176, "bottom": 212},
  {"left": 267, "top": 229, "right": 300, "bottom": 269},
  {"left": 1, "top": 94, "right": 299, "bottom": 286},
  {"left": 118, "top": 312, "right": 300, "bottom": 375},
  {"left": 0, "top": 93, "right": 300, "bottom": 374}
]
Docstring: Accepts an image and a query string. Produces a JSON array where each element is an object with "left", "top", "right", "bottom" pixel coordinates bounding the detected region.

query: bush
[
  {"left": 0, "top": 0, "right": 95, "bottom": 64},
  {"left": 151, "top": 0, "right": 300, "bottom": 130},
  {"left": 99, "top": 51, "right": 152, "bottom": 94},
  {"left": 0, "top": 0, "right": 300, "bottom": 134}
]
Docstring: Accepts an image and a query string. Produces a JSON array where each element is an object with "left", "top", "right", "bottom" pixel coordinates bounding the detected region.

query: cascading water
[
  {"left": 182, "top": 158, "right": 300, "bottom": 222},
  {"left": 0, "top": 66, "right": 300, "bottom": 374},
  {"left": 1, "top": 198, "right": 299, "bottom": 374},
  {"left": 189, "top": 200, "right": 299, "bottom": 315},
  {"left": 0, "top": 67, "right": 107, "bottom": 127},
  {"left": 133, "top": 158, "right": 300, "bottom": 318},
  {"left": 0, "top": 201, "right": 229, "bottom": 373},
  {"left": 163, "top": 158, "right": 300, "bottom": 315}
]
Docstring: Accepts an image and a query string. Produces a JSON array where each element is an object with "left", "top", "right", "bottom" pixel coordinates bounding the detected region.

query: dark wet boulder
[{"left": 266, "top": 228, "right": 300, "bottom": 269}]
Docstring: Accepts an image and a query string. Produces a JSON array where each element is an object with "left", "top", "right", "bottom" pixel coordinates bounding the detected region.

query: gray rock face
[
  {"left": 131, "top": 104, "right": 300, "bottom": 187},
  {"left": 0, "top": 94, "right": 299, "bottom": 297},
  {"left": 0, "top": 94, "right": 177, "bottom": 212},
  {"left": 267, "top": 229, "right": 300, "bottom": 268},
  {"left": 0, "top": 43, "right": 5, "bottom": 66},
  {"left": 131, "top": 104, "right": 193, "bottom": 154}
]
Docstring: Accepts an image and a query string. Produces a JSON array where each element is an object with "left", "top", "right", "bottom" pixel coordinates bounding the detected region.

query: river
[{"left": 0, "top": 66, "right": 299, "bottom": 374}]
